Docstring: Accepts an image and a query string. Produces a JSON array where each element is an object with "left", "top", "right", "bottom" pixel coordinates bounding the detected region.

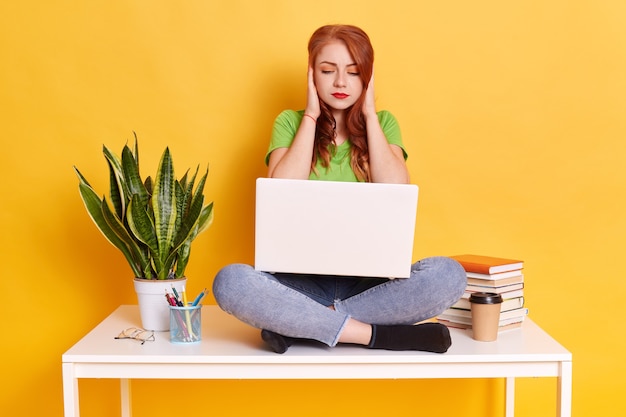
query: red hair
[{"left": 308, "top": 25, "right": 374, "bottom": 181}]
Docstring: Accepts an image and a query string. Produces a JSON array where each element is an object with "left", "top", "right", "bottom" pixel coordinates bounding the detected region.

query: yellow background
[{"left": 1, "top": 1, "right": 624, "bottom": 416}]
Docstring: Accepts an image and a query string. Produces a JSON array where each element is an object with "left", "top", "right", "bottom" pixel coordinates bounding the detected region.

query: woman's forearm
[
  {"left": 365, "top": 115, "right": 410, "bottom": 184},
  {"left": 267, "top": 116, "right": 317, "bottom": 179}
]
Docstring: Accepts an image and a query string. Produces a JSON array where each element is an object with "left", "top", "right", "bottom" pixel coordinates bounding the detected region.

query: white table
[{"left": 62, "top": 305, "right": 572, "bottom": 417}]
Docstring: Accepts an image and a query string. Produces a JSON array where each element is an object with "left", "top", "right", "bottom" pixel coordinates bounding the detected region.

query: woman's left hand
[{"left": 362, "top": 73, "right": 377, "bottom": 119}]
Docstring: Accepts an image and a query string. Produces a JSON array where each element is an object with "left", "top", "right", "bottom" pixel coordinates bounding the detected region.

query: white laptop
[{"left": 254, "top": 178, "right": 419, "bottom": 278}]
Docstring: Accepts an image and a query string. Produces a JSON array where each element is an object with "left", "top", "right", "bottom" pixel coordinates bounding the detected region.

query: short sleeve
[
  {"left": 377, "top": 110, "right": 408, "bottom": 160},
  {"left": 265, "top": 110, "right": 303, "bottom": 166}
]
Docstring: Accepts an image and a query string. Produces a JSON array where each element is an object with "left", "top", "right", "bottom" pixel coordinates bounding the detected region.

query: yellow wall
[{"left": 1, "top": 1, "right": 624, "bottom": 416}]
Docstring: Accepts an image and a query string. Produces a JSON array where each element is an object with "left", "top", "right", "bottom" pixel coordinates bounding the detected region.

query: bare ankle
[{"left": 337, "top": 318, "right": 372, "bottom": 345}]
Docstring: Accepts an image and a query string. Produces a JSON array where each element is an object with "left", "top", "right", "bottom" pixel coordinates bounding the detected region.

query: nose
[{"left": 334, "top": 72, "right": 347, "bottom": 88}]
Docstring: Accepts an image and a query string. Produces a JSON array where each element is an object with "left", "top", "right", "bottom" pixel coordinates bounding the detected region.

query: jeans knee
[
  {"left": 424, "top": 256, "right": 467, "bottom": 301},
  {"left": 212, "top": 263, "right": 251, "bottom": 311},
  {"left": 444, "top": 257, "right": 468, "bottom": 299}
]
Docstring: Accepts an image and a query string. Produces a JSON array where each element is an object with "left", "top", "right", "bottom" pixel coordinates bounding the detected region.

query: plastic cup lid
[{"left": 469, "top": 292, "right": 503, "bottom": 304}]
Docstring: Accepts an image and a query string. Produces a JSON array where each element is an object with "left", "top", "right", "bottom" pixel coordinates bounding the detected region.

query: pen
[
  {"left": 164, "top": 291, "right": 177, "bottom": 307},
  {"left": 191, "top": 288, "right": 208, "bottom": 306},
  {"left": 165, "top": 291, "right": 191, "bottom": 341},
  {"left": 181, "top": 287, "right": 195, "bottom": 339},
  {"left": 171, "top": 286, "right": 183, "bottom": 306}
]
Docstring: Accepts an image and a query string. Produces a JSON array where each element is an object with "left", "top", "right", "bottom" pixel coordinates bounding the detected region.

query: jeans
[{"left": 212, "top": 256, "right": 466, "bottom": 347}]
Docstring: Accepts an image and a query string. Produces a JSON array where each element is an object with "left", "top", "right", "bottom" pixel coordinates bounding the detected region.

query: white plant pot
[{"left": 133, "top": 277, "right": 187, "bottom": 331}]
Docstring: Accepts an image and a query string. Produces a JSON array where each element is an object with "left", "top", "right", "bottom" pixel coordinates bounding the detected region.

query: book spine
[
  {"left": 466, "top": 275, "right": 524, "bottom": 286},
  {"left": 452, "top": 296, "right": 524, "bottom": 312},
  {"left": 465, "top": 283, "right": 525, "bottom": 293}
]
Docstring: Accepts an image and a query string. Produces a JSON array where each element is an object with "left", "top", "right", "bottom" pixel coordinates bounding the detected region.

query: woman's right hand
[
  {"left": 304, "top": 66, "right": 320, "bottom": 119},
  {"left": 268, "top": 66, "right": 319, "bottom": 180}
]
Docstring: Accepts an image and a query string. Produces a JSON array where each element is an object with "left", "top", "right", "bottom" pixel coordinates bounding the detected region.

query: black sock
[
  {"left": 261, "top": 329, "right": 294, "bottom": 354},
  {"left": 367, "top": 323, "right": 452, "bottom": 353}
]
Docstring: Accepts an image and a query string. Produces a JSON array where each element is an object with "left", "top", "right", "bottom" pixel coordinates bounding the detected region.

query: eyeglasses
[{"left": 114, "top": 327, "right": 155, "bottom": 344}]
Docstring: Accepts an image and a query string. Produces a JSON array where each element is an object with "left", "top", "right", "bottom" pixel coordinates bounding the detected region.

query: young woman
[{"left": 213, "top": 25, "right": 466, "bottom": 354}]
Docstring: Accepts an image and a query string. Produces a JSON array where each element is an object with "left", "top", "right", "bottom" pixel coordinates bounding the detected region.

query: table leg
[
  {"left": 557, "top": 361, "right": 573, "bottom": 417},
  {"left": 62, "top": 363, "right": 79, "bottom": 417},
  {"left": 505, "top": 377, "right": 515, "bottom": 417},
  {"left": 121, "top": 379, "right": 132, "bottom": 417}
]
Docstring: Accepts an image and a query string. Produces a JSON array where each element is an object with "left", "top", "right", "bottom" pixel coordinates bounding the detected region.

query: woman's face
[{"left": 313, "top": 41, "right": 364, "bottom": 112}]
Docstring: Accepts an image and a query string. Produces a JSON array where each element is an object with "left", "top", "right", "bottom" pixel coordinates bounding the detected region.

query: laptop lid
[{"left": 254, "top": 178, "right": 418, "bottom": 278}]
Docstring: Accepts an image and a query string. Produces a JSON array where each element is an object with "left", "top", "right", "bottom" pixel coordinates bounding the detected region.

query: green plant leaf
[
  {"left": 75, "top": 180, "right": 143, "bottom": 278},
  {"left": 73, "top": 166, "right": 92, "bottom": 187},
  {"left": 132, "top": 132, "right": 140, "bottom": 173},
  {"left": 167, "top": 168, "right": 212, "bottom": 267},
  {"left": 100, "top": 194, "right": 153, "bottom": 278},
  {"left": 152, "top": 147, "right": 177, "bottom": 278},
  {"left": 121, "top": 145, "right": 149, "bottom": 207},
  {"left": 174, "top": 240, "right": 191, "bottom": 278},
  {"left": 103, "top": 149, "right": 125, "bottom": 220},
  {"left": 127, "top": 194, "right": 160, "bottom": 272},
  {"left": 195, "top": 201, "right": 214, "bottom": 236},
  {"left": 181, "top": 167, "right": 197, "bottom": 215},
  {"left": 173, "top": 201, "right": 213, "bottom": 278}
]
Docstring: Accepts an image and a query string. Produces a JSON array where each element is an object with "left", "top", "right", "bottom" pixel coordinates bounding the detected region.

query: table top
[{"left": 63, "top": 305, "right": 571, "bottom": 365}]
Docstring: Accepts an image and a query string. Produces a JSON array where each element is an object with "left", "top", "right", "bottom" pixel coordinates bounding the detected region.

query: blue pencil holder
[{"left": 169, "top": 304, "right": 202, "bottom": 344}]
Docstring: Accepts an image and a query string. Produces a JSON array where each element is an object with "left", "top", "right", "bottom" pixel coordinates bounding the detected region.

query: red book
[{"left": 451, "top": 254, "right": 523, "bottom": 274}]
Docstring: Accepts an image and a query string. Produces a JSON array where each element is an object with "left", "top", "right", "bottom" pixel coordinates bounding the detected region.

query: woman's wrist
[
  {"left": 363, "top": 108, "right": 377, "bottom": 121},
  {"left": 303, "top": 113, "right": 318, "bottom": 123}
]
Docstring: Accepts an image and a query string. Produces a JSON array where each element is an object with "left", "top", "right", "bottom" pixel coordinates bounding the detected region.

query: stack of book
[{"left": 437, "top": 254, "right": 528, "bottom": 332}]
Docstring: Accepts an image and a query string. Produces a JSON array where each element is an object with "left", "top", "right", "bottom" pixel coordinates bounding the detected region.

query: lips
[{"left": 332, "top": 93, "right": 349, "bottom": 99}]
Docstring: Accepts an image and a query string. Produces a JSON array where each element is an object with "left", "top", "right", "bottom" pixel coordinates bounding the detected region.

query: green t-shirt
[{"left": 266, "top": 110, "right": 407, "bottom": 182}]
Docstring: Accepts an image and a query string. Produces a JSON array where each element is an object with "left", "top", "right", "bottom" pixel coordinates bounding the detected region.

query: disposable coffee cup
[{"left": 469, "top": 292, "right": 503, "bottom": 342}]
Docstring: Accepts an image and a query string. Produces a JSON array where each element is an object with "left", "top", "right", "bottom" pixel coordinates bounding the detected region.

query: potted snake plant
[{"left": 74, "top": 135, "right": 214, "bottom": 330}]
